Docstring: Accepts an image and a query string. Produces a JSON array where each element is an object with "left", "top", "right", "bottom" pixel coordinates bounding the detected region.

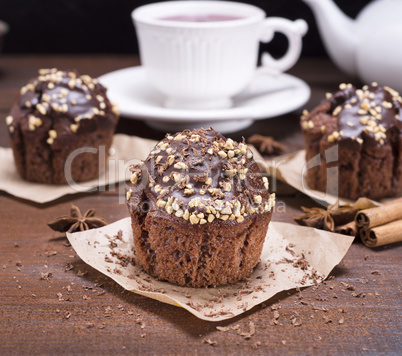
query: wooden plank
[{"left": 0, "top": 56, "right": 401, "bottom": 355}]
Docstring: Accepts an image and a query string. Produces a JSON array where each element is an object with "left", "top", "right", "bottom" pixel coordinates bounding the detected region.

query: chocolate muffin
[
  {"left": 301, "top": 83, "right": 402, "bottom": 200},
  {"left": 126, "top": 128, "right": 275, "bottom": 288},
  {"left": 5, "top": 68, "right": 119, "bottom": 184}
]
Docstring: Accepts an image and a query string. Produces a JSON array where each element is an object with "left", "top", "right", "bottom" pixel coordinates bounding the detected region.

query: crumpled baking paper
[
  {"left": 0, "top": 134, "right": 156, "bottom": 203},
  {"left": 66, "top": 217, "right": 354, "bottom": 322}
]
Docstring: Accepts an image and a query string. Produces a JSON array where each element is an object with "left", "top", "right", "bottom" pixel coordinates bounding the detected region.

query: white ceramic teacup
[{"left": 132, "top": 1, "right": 308, "bottom": 110}]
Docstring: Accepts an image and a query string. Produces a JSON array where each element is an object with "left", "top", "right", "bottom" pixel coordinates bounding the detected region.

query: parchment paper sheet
[
  {"left": 67, "top": 218, "right": 354, "bottom": 322},
  {"left": 0, "top": 134, "right": 156, "bottom": 203}
]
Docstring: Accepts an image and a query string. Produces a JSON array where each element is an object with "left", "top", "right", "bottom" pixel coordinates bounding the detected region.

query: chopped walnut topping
[
  {"left": 128, "top": 128, "right": 275, "bottom": 225},
  {"left": 323, "top": 84, "right": 400, "bottom": 146},
  {"left": 10, "top": 68, "right": 119, "bottom": 141}
]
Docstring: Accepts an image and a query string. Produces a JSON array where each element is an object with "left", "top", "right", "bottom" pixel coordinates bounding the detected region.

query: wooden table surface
[{"left": 0, "top": 55, "right": 400, "bottom": 355}]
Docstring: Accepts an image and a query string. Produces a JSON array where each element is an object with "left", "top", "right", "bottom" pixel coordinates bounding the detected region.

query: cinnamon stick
[
  {"left": 355, "top": 197, "right": 402, "bottom": 228},
  {"left": 360, "top": 219, "right": 402, "bottom": 247},
  {"left": 335, "top": 221, "right": 357, "bottom": 237}
]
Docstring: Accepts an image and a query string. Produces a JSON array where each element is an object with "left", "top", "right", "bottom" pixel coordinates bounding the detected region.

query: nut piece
[
  {"left": 156, "top": 199, "right": 166, "bottom": 208},
  {"left": 218, "top": 151, "right": 227, "bottom": 159},
  {"left": 262, "top": 177, "right": 269, "bottom": 190},
  {"left": 49, "top": 130, "right": 57, "bottom": 139},
  {"left": 36, "top": 103, "right": 47, "bottom": 115},
  {"left": 70, "top": 124, "right": 79, "bottom": 133},
  {"left": 130, "top": 172, "right": 138, "bottom": 184},
  {"left": 28, "top": 116, "right": 42, "bottom": 131},
  {"left": 5, "top": 116, "right": 13, "bottom": 126},
  {"left": 175, "top": 209, "right": 184, "bottom": 218},
  {"left": 46, "top": 130, "right": 57, "bottom": 145},
  {"left": 189, "top": 214, "right": 199, "bottom": 225},
  {"left": 253, "top": 195, "right": 262, "bottom": 204}
]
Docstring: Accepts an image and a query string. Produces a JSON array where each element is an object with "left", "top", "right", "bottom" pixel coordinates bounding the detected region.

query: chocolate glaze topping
[
  {"left": 302, "top": 83, "right": 402, "bottom": 150},
  {"left": 127, "top": 128, "right": 275, "bottom": 225},
  {"left": 5, "top": 68, "right": 119, "bottom": 145}
]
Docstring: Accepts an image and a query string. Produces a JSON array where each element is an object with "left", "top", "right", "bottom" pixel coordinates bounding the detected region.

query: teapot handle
[{"left": 259, "top": 18, "right": 308, "bottom": 75}]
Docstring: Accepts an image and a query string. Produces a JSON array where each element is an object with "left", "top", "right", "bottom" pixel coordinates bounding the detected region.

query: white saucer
[{"left": 99, "top": 66, "right": 310, "bottom": 134}]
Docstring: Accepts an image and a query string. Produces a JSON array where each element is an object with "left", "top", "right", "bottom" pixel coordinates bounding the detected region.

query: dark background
[{"left": 0, "top": 0, "right": 371, "bottom": 57}]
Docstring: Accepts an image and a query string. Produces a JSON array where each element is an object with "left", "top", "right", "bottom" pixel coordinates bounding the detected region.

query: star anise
[
  {"left": 48, "top": 204, "right": 108, "bottom": 233},
  {"left": 294, "top": 206, "right": 335, "bottom": 231},
  {"left": 294, "top": 204, "right": 359, "bottom": 232},
  {"left": 248, "top": 134, "right": 287, "bottom": 155}
]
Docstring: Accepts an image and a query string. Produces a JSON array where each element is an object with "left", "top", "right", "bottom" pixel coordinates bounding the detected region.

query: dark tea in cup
[{"left": 159, "top": 14, "right": 244, "bottom": 22}]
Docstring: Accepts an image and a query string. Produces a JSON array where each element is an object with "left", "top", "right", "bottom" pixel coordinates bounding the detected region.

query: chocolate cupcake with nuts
[
  {"left": 301, "top": 83, "right": 402, "bottom": 200},
  {"left": 5, "top": 68, "right": 119, "bottom": 184},
  {"left": 127, "top": 128, "right": 275, "bottom": 288}
]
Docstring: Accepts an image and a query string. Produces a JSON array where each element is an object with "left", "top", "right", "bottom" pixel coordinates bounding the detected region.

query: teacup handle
[{"left": 259, "top": 18, "right": 308, "bottom": 75}]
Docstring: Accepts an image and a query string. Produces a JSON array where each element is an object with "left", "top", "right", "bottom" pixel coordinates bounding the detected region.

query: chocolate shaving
[
  {"left": 217, "top": 323, "right": 255, "bottom": 339},
  {"left": 340, "top": 281, "right": 355, "bottom": 291},
  {"left": 40, "top": 272, "right": 52, "bottom": 280},
  {"left": 203, "top": 338, "right": 217, "bottom": 346},
  {"left": 237, "top": 321, "right": 256, "bottom": 339},
  {"left": 252, "top": 341, "right": 262, "bottom": 349},
  {"left": 216, "top": 326, "right": 232, "bottom": 332},
  {"left": 65, "top": 263, "right": 74, "bottom": 271},
  {"left": 290, "top": 313, "right": 302, "bottom": 327}
]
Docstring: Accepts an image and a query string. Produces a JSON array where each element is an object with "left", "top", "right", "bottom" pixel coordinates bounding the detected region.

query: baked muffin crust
[
  {"left": 127, "top": 128, "right": 275, "bottom": 287},
  {"left": 6, "top": 68, "right": 119, "bottom": 184},
  {"left": 301, "top": 83, "right": 402, "bottom": 199}
]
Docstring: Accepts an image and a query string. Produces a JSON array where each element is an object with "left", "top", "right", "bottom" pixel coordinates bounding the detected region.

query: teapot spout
[{"left": 303, "top": 0, "right": 357, "bottom": 76}]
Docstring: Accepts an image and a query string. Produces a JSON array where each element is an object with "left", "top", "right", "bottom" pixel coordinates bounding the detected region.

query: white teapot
[{"left": 303, "top": 0, "right": 402, "bottom": 92}]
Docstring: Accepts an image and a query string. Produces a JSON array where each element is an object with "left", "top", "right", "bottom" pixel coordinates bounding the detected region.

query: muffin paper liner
[
  {"left": 66, "top": 218, "right": 354, "bottom": 322},
  {"left": 0, "top": 134, "right": 156, "bottom": 203}
]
